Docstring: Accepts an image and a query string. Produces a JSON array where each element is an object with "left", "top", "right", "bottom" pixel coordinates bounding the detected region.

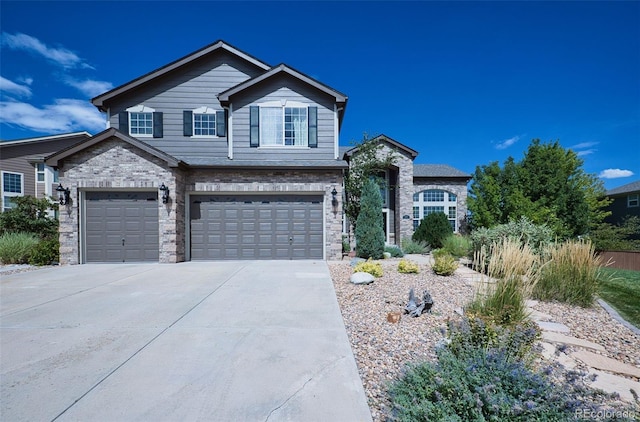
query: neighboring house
[
  {"left": 0, "top": 132, "right": 91, "bottom": 211},
  {"left": 46, "top": 40, "right": 348, "bottom": 264},
  {"left": 342, "top": 135, "right": 471, "bottom": 245},
  {"left": 605, "top": 180, "right": 640, "bottom": 227}
]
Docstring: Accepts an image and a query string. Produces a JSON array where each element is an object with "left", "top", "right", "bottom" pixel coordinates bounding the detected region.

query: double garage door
[
  {"left": 190, "top": 194, "right": 323, "bottom": 260},
  {"left": 84, "top": 191, "right": 324, "bottom": 262}
]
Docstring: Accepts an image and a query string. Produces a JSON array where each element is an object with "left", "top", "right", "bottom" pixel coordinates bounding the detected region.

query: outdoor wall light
[
  {"left": 56, "top": 183, "right": 70, "bottom": 205},
  {"left": 331, "top": 187, "right": 339, "bottom": 211},
  {"left": 159, "top": 183, "right": 170, "bottom": 204}
]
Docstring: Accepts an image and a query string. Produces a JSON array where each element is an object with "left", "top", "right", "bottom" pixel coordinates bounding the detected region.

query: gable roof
[
  {"left": 414, "top": 164, "right": 471, "bottom": 179},
  {"left": 218, "top": 63, "right": 348, "bottom": 104},
  {"left": 342, "top": 134, "right": 419, "bottom": 159},
  {"left": 0, "top": 131, "right": 91, "bottom": 146},
  {"left": 606, "top": 180, "right": 640, "bottom": 196},
  {"left": 45, "top": 128, "right": 184, "bottom": 168},
  {"left": 91, "top": 40, "right": 271, "bottom": 111}
]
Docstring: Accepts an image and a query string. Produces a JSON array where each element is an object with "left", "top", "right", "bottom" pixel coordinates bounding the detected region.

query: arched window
[{"left": 412, "top": 189, "right": 458, "bottom": 232}]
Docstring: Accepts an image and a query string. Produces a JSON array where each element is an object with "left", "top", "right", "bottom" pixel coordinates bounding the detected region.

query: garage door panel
[
  {"left": 85, "top": 191, "right": 158, "bottom": 263},
  {"left": 190, "top": 194, "right": 323, "bottom": 260}
]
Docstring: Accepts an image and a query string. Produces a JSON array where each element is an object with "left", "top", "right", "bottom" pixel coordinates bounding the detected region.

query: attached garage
[
  {"left": 83, "top": 191, "right": 159, "bottom": 263},
  {"left": 190, "top": 194, "right": 323, "bottom": 260}
]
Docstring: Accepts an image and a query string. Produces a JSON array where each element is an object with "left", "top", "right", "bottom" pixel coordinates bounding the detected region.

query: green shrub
[
  {"left": 441, "top": 234, "right": 471, "bottom": 258},
  {"left": 412, "top": 212, "right": 452, "bottom": 249},
  {"left": 432, "top": 252, "right": 457, "bottom": 276},
  {"left": 533, "top": 240, "right": 602, "bottom": 307},
  {"left": 0, "top": 232, "right": 39, "bottom": 264},
  {"left": 390, "top": 329, "right": 570, "bottom": 422},
  {"left": 384, "top": 245, "right": 404, "bottom": 258},
  {"left": 353, "top": 260, "right": 383, "bottom": 277},
  {"left": 29, "top": 237, "right": 59, "bottom": 266},
  {"left": 471, "top": 216, "right": 553, "bottom": 257},
  {"left": 397, "top": 259, "right": 419, "bottom": 274},
  {"left": 400, "top": 238, "right": 429, "bottom": 254},
  {"left": 342, "top": 234, "right": 350, "bottom": 253},
  {"left": 0, "top": 196, "right": 58, "bottom": 239},
  {"left": 355, "top": 179, "right": 385, "bottom": 259}
]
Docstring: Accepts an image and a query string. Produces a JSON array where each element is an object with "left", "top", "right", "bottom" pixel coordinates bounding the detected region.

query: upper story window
[
  {"left": 36, "top": 163, "right": 45, "bottom": 182},
  {"left": 121, "top": 105, "right": 163, "bottom": 138},
  {"left": 413, "top": 189, "right": 458, "bottom": 232},
  {"left": 629, "top": 194, "right": 639, "bottom": 208},
  {"left": 183, "top": 107, "right": 225, "bottom": 138},
  {"left": 250, "top": 101, "right": 317, "bottom": 148},
  {"left": 2, "top": 171, "right": 23, "bottom": 211}
]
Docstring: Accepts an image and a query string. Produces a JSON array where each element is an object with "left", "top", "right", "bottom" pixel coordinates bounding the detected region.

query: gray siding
[
  {"left": 0, "top": 136, "right": 86, "bottom": 198},
  {"left": 231, "top": 75, "right": 337, "bottom": 161},
  {"left": 108, "top": 51, "right": 263, "bottom": 161}
]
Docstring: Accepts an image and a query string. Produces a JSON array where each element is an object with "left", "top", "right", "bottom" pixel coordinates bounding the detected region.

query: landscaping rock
[
  {"left": 571, "top": 350, "right": 640, "bottom": 378},
  {"left": 350, "top": 272, "right": 375, "bottom": 285},
  {"left": 541, "top": 331, "right": 606, "bottom": 352},
  {"left": 585, "top": 369, "right": 640, "bottom": 403},
  {"left": 350, "top": 257, "right": 366, "bottom": 267},
  {"left": 536, "top": 321, "right": 570, "bottom": 333}
]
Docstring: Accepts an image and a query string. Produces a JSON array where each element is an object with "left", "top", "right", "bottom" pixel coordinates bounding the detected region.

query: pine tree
[{"left": 355, "top": 179, "right": 385, "bottom": 259}]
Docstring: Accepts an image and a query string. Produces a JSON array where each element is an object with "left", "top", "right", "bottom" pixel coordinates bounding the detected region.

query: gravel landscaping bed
[
  {"left": 329, "top": 258, "right": 640, "bottom": 421},
  {"left": 329, "top": 258, "right": 475, "bottom": 420}
]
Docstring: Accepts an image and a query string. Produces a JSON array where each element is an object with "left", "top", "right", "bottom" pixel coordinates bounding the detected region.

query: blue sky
[{"left": 1, "top": 1, "right": 638, "bottom": 190}]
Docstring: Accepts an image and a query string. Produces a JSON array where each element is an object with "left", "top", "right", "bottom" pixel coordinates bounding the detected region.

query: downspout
[{"left": 224, "top": 104, "right": 233, "bottom": 160}]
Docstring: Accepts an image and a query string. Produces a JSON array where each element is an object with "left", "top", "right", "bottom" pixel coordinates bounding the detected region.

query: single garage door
[
  {"left": 190, "top": 194, "right": 323, "bottom": 260},
  {"left": 84, "top": 191, "right": 159, "bottom": 263}
]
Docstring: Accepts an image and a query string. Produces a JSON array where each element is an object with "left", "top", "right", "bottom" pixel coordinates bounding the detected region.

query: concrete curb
[{"left": 597, "top": 298, "right": 640, "bottom": 336}]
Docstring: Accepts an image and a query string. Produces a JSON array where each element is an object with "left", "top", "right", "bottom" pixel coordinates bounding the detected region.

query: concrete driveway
[{"left": 0, "top": 261, "right": 371, "bottom": 422}]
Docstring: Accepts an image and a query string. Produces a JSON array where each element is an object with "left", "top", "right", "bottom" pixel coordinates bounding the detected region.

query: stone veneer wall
[
  {"left": 412, "top": 179, "right": 469, "bottom": 234},
  {"left": 187, "top": 168, "right": 344, "bottom": 260},
  {"left": 58, "top": 138, "right": 184, "bottom": 264}
]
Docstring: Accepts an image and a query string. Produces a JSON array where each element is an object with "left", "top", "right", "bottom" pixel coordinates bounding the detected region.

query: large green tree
[
  {"left": 344, "top": 135, "right": 396, "bottom": 232},
  {"left": 468, "top": 139, "right": 610, "bottom": 238}
]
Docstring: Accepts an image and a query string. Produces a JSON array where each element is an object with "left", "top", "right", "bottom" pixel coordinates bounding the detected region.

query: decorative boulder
[
  {"left": 383, "top": 252, "right": 392, "bottom": 259},
  {"left": 350, "top": 272, "right": 375, "bottom": 285},
  {"left": 350, "top": 257, "right": 366, "bottom": 267}
]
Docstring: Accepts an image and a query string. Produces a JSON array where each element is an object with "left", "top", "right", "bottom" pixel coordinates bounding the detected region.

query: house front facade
[
  {"left": 0, "top": 132, "right": 90, "bottom": 211},
  {"left": 46, "top": 41, "right": 347, "bottom": 264},
  {"left": 605, "top": 180, "right": 640, "bottom": 229}
]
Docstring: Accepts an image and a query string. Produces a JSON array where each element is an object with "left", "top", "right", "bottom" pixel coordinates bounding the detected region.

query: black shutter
[
  {"left": 153, "top": 112, "right": 163, "bottom": 138},
  {"left": 183, "top": 111, "right": 193, "bottom": 136},
  {"left": 119, "top": 111, "right": 128, "bottom": 133},
  {"left": 308, "top": 106, "right": 318, "bottom": 148},
  {"left": 216, "top": 110, "right": 226, "bottom": 137},
  {"left": 250, "top": 106, "right": 259, "bottom": 147}
]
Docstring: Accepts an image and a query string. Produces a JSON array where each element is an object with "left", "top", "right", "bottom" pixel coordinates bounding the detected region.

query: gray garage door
[
  {"left": 190, "top": 194, "right": 323, "bottom": 260},
  {"left": 85, "top": 191, "right": 159, "bottom": 263}
]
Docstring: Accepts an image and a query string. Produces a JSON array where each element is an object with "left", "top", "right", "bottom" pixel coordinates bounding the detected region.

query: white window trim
[
  {"left": 192, "top": 106, "right": 217, "bottom": 138},
  {"left": 257, "top": 100, "right": 309, "bottom": 148},
  {"left": 126, "top": 104, "right": 155, "bottom": 138},
  {"left": 2, "top": 171, "right": 24, "bottom": 211},
  {"left": 36, "top": 163, "right": 45, "bottom": 183},
  {"left": 628, "top": 194, "right": 639, "bottom": 208}
]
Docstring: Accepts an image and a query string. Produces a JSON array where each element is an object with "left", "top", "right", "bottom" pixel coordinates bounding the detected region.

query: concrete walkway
[{"left": 1, "top": 261, "right": 371, "bottom": 422}]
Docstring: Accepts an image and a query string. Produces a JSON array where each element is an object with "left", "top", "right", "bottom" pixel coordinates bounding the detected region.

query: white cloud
[
  {"left": 570, "top": 141, "right": 598, "bottom": 150},
  {"left": 1, "top": 32, "right": 92, "bottom": 69},
  {"left": 64, "top": 77, "right": 114, "bottom": 97},
  {"left": 0, "top": 76, "right": 32, "bottom": 97},
  {"left": 0, "top": 99, "right": 104, "bottom": 133},
  {"left": 598, "top": 169, "right": 635, "bottom": 179},
  {"left": 576, "top": 149, "right": 597, "bottom": 157},
  {"left": 495, "top": 135, "right": 520, "bottom": 150}
]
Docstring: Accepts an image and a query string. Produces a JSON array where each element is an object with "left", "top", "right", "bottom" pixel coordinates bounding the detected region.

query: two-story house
[
  {"left": 46, "top": 41, "right": 348, "bottom": 264},
  {"left": 604, "top": 180, "right": 640, "bottom": 230},
  {"left": 0, "top": 132, "right": 90, "bottom": 211}
]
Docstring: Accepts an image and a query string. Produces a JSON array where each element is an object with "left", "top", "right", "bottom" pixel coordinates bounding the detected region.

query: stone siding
[{"left": 58, "top": 138, "right": 183, "bottom": 264}]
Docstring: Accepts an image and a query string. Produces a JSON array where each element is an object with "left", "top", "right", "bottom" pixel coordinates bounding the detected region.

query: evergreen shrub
[
  {"left": 412, "top": 212, "right": 452, "bottom": 249},
  {"left": 355, "top": 179, "right": 385, "bottom": 259}
]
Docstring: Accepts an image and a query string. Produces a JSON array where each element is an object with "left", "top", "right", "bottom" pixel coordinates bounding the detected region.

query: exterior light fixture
[
  {"left": 56, "top": 183, "right": 70, "bottom": 205},
  {"left": 331, "top": 187, "right": 339, "bottom": 211},
  {"left": 159, "top": 183, "right": 170, "bottom": 204}
]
